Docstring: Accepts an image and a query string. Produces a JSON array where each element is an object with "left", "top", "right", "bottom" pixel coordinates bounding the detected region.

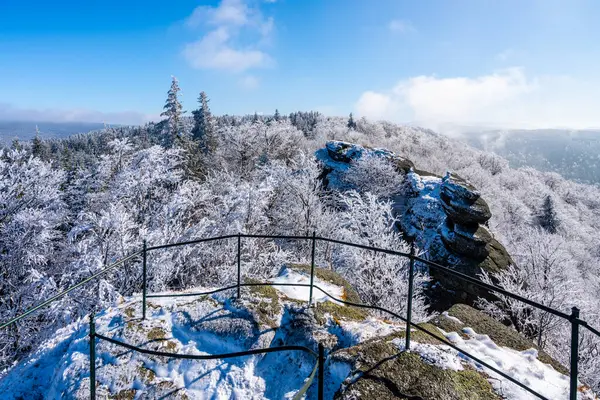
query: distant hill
[
  {"left": 0, "top": 121, "right": 108, "bottom": 143},
  {"left": 457, "top": 129, "right": 600, "bottom": 185}
]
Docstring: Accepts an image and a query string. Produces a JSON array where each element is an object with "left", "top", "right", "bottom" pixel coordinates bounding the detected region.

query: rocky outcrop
[
  {"left": 316, "top": 141, "right": 415, "bottom": 192},
  {"left": 316, "top": 141, "right": 513, "bottom": 310},
  {"left": 323, "top": 141, "right": 415, "bottom": 173},
  {"left": 438, "top": 173, "right": 495, "bottom": 262}
]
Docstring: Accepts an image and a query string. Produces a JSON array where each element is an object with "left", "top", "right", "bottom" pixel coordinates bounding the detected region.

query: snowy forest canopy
[{"left": 1, "top": 78, "right": 599, "bottom": 390}]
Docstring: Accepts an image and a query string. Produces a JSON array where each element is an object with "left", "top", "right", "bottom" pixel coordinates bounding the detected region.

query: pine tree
[
  {"left": 252, "top": 112, "right": 259, "bottom": 124},
  {"left": 31, "top": 126, "right": 47, "bottom": 160},
  {"left": 538, "top": 195, "right": 559, "bottom": 234},
  {"left": 347, "top": 112, "right": 357, "bottom": 130},
  {"left": 160, "top": 76, "right": 185, "bottom": 145},
  {"left": 11, "top": 139, "right": 22, "bottom": 151},
  {"left": 191, "top": 91, "right": 216, "bottom": 153},
  {"left": 274, "top": 109, "right": 281, "bottom": 122}
]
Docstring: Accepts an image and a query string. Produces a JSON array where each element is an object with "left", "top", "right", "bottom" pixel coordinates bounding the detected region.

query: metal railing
[{"left": 2, "top": 232, "right": 600, "bottom": 400}]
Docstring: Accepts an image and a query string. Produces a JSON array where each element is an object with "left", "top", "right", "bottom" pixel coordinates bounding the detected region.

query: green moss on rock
[
  {"left": 244, "top": 277, "right": 282, "bottom": 328},
  {"left": 394, "top": 322, "right": 447, "bottom": 345},
  {"left": 123, "top": 307, "right": 135, "bottom": 319},
  {"left": 479, "top": 239, "right": 513, "bottom": 275},
  {"left": 333, "top": 334, "right": 500, "bottom": 400},
  {"left": 147, "top": 327, "right": 168, "bottom": 341},
  {"left": 312, "top": 301, "right": 368, "bottom": 325},
  {"left": 109, "top": 389, "right": 136, "bottom": 400}
]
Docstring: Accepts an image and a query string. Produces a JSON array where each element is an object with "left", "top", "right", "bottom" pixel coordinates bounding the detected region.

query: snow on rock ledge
[{"left": 270, "top": 266, "right": 345, "bottom": 303}]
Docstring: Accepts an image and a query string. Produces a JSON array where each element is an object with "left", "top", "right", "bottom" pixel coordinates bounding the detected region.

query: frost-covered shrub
[
  {"left": 343, "top": 155, "right": 405, "bottom": 198},
  {"left": 331, "top": 192, "right": 428, "bottom": 321}
]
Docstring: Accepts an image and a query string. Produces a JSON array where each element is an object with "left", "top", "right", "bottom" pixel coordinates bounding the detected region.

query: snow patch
[
  {"left": 441, "top": 311, "right": 463, "bottom": 324},
  {"left": 334, "top": 318, "right": 405, "bottom": 346},
  {"left": 437, "top": 327, "right": 595, "bottom": 400},
  {"left": 270, "top": 267, "right": 345, "bottom": 304},
  {"left": 392, "top": 338, "right": 466, "bottom": 371}
]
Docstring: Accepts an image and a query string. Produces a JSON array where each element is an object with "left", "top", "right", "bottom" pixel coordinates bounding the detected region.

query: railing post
[
  {"left": 89, "top": 313, "right": 96, "bottom": 400},
  {"left": 318, "top": 343, "right": 324, "bottom": 400},
  {"left": 308, "top": 231, "right": 316, "bottom": 308},
  {"left": 237, "top": 233, "right": 242, "bottom": 299},
  {"left": 405, "top": 242, "right": 415, "bottom": 351},
  {"left": 142, "top": 240, "right": 147, "bottom": 320},
  {"left": 569, "top": 306, "right": 580, "bottom": 400}
]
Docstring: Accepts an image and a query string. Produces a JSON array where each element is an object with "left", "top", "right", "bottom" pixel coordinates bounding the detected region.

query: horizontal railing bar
[
  {"left": 147, "top": 234, "right": 314, "bottom": 252},
  {"left": 0, "top": 251, "right": 142, "bottom": 330},
  {"left": 147, "top": 284, "right": 239, "bottom": 298},
  {"left": 1, "top": 234, "right": 576, "bottom": 331},
  {"left": 95, "top": 333, "right": 318, "bottom": 359},
  {"left": 409, "top": 256, "right": 571, "bottom": 320},
  {"left": 147, "top": 282, "right": 314, "bottom": 299},
  {"left": 240, "top": 234, "right": 313, "bottom": 241},
  {"left": 580, "top": 320, "right": 600, "bottom": 338},
  {"left": 140, "top": 233, "right": 572, "bottom": 321},
  {"left": 315, "top": 236, "right": 570, "bottom": 320},
  {"left": 316, "top": 236, "right": 410, "bottom": 257},
  {"left": 146, "top": 234, "right": 238, "bottom": 251}
]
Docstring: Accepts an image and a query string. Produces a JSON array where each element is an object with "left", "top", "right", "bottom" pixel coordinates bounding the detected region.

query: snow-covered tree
[
  {"left": 160, "top": 76, "right": 185, "bottom": 145},
  {"left": 347, "top": 112, "right": 357, "bottom": 130},
  {"left": 191, "top": 91, "right": 216, "bottom": 153},
  {"left": 537, "top": 195, "right": 559, "bottom": 234},
  {"left": 342, "top": 155, "right": 404, "bottom": 198},
  {"left": 0, "top": 150, "right": 66, "bottom": 369},
  {"left": 331, "top": 191, "right": 428, "bottom": 319},
  {"left": 478, "top": 228, "right": 575, "bottom": 349}
]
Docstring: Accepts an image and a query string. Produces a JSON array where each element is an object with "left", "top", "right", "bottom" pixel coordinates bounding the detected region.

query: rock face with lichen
[{"left": 316, "top": 141, "right": 513, "bottom": 310}]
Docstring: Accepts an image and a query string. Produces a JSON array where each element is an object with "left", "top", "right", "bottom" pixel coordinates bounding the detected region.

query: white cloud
[
  {"left": 183, "top": 28, "right": 272, "bottom": 72},
  {"left": 0, "top": 103, "right": 156, "bottom": 125},
  {"left": 186, "top": 0, "right": 249, "bottom": 27},
  {"left": 183, "top": 0, "right": 274, "bottom": 73},
  {"left": 239, "top": 75, "right": 260, "bottom": 89},
  {"left": 495, "top": 48, "right": 515, "bottom": 61},
  {"left": 354, "top": 68, "right": 600, "bottom": 130},
  {"left": 388, "top": 19, "right": 416, "bottom": 33}
]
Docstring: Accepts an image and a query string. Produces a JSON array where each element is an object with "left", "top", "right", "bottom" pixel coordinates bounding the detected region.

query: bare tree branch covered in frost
[
  {"left": 342, "top": 155, "right": 404, "bottom": 198},
  {"left": 330, "top": 191, "right": 429, "bottom": 321}
]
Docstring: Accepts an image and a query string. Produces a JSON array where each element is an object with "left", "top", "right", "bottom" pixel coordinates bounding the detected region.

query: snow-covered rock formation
[{"left": 316, "top": 141, "right": 513, "bottom": 309}]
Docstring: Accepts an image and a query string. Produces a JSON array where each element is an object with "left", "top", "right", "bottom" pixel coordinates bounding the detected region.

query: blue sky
[{"left": 1, "top": 0, "right": 599, "bottom": 129}]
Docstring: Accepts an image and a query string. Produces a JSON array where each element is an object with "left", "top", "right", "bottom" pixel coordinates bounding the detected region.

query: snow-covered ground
[
  {"left": 0, "top": 266, "right": 596, "bottom": 399},
  {"left": 270, "top": 268, "right": 345, "bottom": 303},
  {"left": 0, "top": 268, "right": 361, "bottom": 400},
  {"left": 391, "top": 325, "right": 597, "bottom": 400}
]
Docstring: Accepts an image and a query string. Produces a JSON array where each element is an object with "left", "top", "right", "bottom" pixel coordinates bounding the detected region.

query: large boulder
[
  {"left": 316, "top": 142, "right": 513, "bottom": 311},
  {"left": 331, "top": 327, "right": 501, "bottom": 400},
  {"left": 440, "top": 220, "right": 492, "bottom": 261},
  {"left": 322, "top": 140, "right": 415, "bottom": 173},
  {"left": 440, "top": 173, "right": 492, "bottom": 225}
]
